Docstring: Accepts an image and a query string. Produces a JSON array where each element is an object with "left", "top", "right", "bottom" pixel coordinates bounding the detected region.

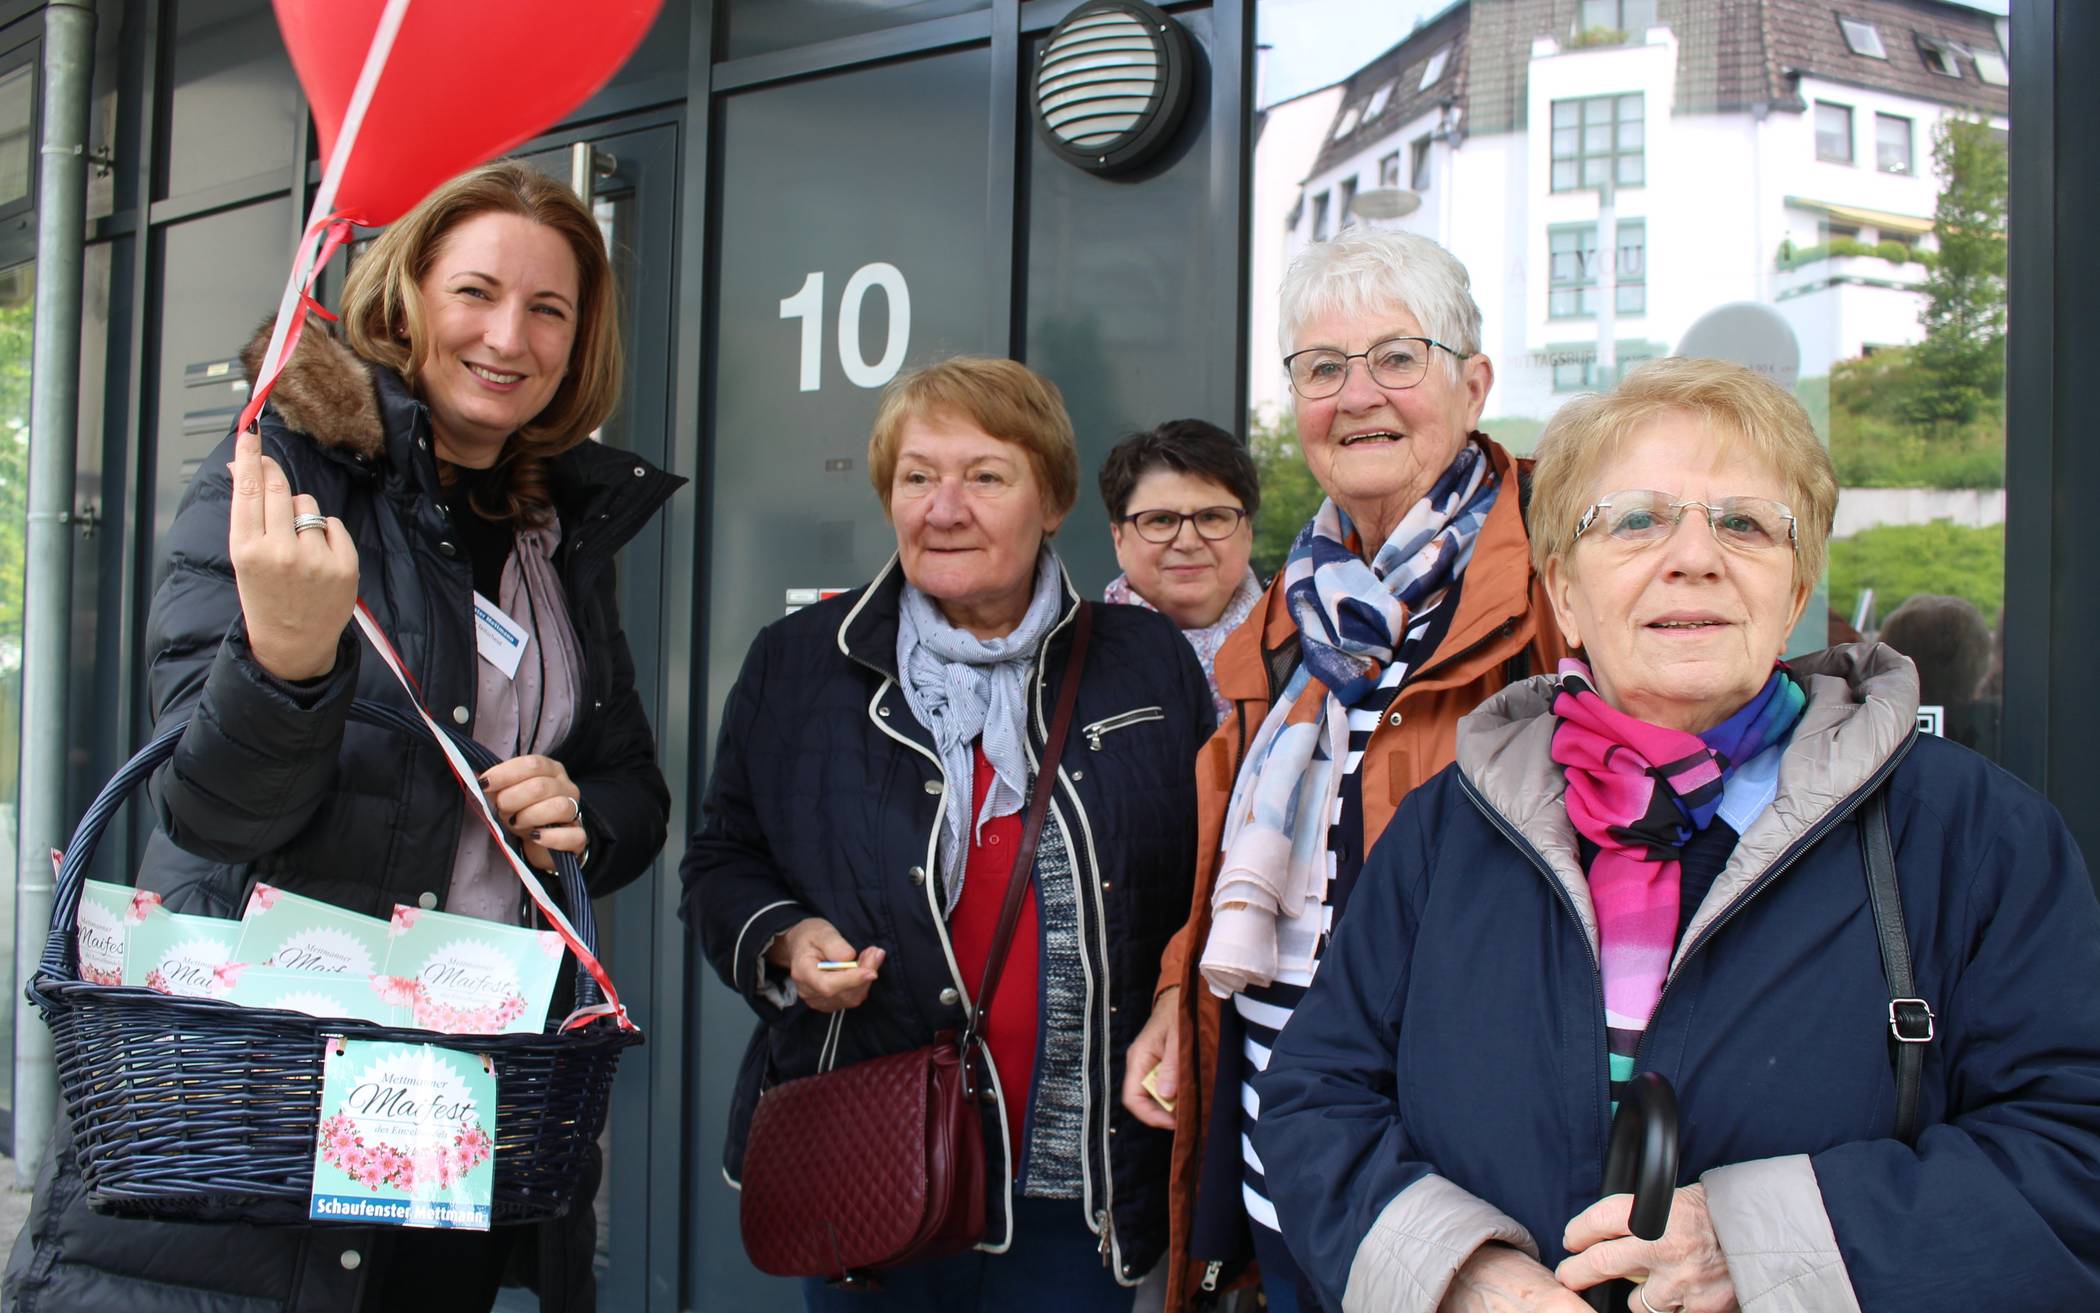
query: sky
[{"left": 1257, "top": 0, "right": 2014, "bottom": 108}]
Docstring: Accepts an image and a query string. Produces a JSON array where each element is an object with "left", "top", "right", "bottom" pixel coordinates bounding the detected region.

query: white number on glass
[
  {"left": 778, "top": 263, "right": 912, "bottom": 392},
  {"left": 837, "top": 263, "right": 911, "bottom": 388},
  {"left": 779, "top": 270, "right": 826, "bottom": 393}
]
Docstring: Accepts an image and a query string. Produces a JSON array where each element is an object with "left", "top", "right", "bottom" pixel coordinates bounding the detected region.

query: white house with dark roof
[{"left": 1251, "top": 0, "right": 2009, "bottom": 433}]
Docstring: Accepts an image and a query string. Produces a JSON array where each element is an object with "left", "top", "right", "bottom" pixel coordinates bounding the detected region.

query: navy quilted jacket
[
  {"left": 1251, "top": 646, "right": 2100, "bottom": 1313},
  {"left": 682, "top": 555, "right": 1211, "bottom": 1284}
]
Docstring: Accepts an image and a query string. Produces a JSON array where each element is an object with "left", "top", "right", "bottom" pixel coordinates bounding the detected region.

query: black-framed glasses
[
  {"left": 1282, "top": 336, "right": 1472, "bottom": 399},
  {"left": 1119, "top": 505, "right": 1248, "bottom": 544},
  {"left": 1576, "top": 490, "right": 1799, "bottom": 552}
]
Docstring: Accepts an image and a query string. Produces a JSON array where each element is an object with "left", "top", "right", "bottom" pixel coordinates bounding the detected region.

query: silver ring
[
  {"left": 568, "top": 796, "right": 583, "bottom": 826},
  {"left": 1635, "top": 1284, "right": 1676, "bottom": 1313},
  {"left": 292, "top": 513, "right": 328, "bottom": 535}
]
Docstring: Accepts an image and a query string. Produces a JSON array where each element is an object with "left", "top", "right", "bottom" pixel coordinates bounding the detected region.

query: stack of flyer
[
  {"left": 75, "top": 884, "right": 556, "bottom": 1235},
  {"left": 77, "top": 879, "right": 564, "bottom": 1036}
]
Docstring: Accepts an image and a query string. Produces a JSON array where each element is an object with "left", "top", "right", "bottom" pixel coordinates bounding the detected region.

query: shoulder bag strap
[
  {"left": 965, "top": 602, "right": 1093, "bottom": 1047},
  {"left": 1858, "top": 786, "right": 1933, "bottom": 1143}
]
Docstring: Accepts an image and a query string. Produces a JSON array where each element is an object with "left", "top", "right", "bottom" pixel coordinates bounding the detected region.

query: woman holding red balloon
[{"left": 5, "top": 160, "right": 679, "bottom": 1312}]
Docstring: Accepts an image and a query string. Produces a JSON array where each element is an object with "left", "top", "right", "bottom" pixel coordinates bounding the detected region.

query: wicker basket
[{"left": 25, "top": 698, "right": 642, "bottom": 1226}]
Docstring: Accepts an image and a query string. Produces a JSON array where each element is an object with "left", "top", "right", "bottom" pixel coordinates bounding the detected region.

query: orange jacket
[{"left": 1153, "top": 435, "right": 1568, "bottom": 1309}]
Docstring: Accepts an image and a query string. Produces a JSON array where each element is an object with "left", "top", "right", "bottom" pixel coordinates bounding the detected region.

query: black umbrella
[{"left": 1587, "top": 1072, "right": 1680, "bottom": 1313}]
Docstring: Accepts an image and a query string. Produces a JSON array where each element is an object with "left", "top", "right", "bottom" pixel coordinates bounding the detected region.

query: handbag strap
[
  {"left": 962, "top": 602, "right": 1093, "bottom": 1052},
  {"left": 1858, "top": 786, "right": 1932, "bottom": 1142}
]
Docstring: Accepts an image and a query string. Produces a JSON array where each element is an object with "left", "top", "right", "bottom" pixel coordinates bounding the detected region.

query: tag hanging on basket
[{"left": 310, "top": 1036, "right": 497, "bottom": 1231}]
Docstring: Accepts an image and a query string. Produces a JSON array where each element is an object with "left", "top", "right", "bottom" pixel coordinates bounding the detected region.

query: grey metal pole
[{"left": 12, "top": 0, "right": 97, "bottom": 1184}]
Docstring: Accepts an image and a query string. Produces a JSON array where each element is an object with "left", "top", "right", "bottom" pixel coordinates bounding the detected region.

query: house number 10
[{"left": 779, "top": 263, "right": 912, "bottom": 392}]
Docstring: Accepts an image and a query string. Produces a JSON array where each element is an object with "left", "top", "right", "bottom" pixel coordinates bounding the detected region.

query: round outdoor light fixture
[{"left": 1033, "top": 0, "right": 1195, "bottom": 176}]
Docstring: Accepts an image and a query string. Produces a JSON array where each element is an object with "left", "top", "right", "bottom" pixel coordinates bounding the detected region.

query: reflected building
[{"left": 1250, "top": 0, "right": 2010, "bottom": 429}]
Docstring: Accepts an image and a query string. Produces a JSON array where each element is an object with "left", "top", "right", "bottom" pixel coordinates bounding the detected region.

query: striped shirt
[{"left": 1234, "top": 596, "right": 1455, "bottom": 1234}]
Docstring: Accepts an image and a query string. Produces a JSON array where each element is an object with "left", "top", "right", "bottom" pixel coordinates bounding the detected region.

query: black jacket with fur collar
[
  {"left": 146, "top": 321, "right": 682, "bottom": 913},
  {"left": 5, "top": 323, "right": 682, "bottom": 1313}
]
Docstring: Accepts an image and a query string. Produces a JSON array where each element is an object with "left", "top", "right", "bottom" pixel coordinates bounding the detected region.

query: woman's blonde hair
[
  {"left": 340, "top": 159, "right": 623, "bottom": 521},
  {"left": 1529, "top": 356, "right": 1837, "bottom": 592},
  {"left": 867, "top": 356, "right": 1080, "bottom": 521}
]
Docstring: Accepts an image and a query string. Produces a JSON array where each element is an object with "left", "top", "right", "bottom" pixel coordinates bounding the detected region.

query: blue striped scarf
[{"left": 1199, "top": 443, "right": 1499, "bottom": 996}]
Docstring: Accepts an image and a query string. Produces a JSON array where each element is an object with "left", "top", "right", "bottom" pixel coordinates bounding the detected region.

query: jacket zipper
[
  {"left": 1081, "top": 706, "right": 1165, "bottom": 750},
  {"left": 1628, "top": 731, "right": 1919, "bottom": 1075},
  {"left": 1024, "top": 602, "right": 1126, "bottom": 1277},
  {"left": 1457, "top": 772, "right": 1610, "bottom": 1074}
]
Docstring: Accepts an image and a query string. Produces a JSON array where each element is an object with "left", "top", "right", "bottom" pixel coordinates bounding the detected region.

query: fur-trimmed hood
[{"left": 239, "top": 317, "right": 387, "bottom": 459}]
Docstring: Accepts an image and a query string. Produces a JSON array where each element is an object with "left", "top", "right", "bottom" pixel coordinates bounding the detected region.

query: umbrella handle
[{"left": 1586, "top": 1072, "right": 1681, "bottom": 1313}]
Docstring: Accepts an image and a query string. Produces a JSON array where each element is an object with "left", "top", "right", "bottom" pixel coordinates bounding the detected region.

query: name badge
[{"left": 473, "top": 592, "right": 529, "bottom": 681}]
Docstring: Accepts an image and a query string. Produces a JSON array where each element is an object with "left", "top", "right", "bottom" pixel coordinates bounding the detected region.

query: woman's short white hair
[{"left": 1277, "top": 228, "right": 1484, "bottom": 380}]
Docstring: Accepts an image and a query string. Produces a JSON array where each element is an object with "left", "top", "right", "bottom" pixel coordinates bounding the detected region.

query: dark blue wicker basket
[{"left": 25, "top": 698, "right": 642, "bottom": 1227}]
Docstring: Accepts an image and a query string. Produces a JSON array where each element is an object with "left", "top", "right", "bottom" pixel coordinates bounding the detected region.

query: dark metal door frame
[
  {"left": 495, "top": 113, "right": 687, "bottom": 1313},
  {"left": 2004, "top": 0, "right": 2100, "bottom": 889}
]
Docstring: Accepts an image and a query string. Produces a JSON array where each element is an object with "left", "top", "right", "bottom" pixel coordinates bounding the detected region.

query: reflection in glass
[
  {"left": 1876, "top": 113, "right": 1913, "bottom": 175},
  {"left": 0, "top": 260, "right": 32, "bottom": 1098},
  {"left": 0, "top": 64, "right": 34, "bottom": 212},
  {"left": 1552, "top": 94, "right": 1642, "bottom": 192},
  {"left": 1816, "top": 101, "right": 1854, "bottom": 163},
  {"left": 1250, "top": 0, "right": 2009, "bottom": 756}
]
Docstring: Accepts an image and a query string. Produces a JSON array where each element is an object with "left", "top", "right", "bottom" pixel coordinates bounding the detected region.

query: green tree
[
  {"left": 0, "top": 286, "right": 29, "bottom": 642},
  {"left": 1911, "top": 117, "right": 2008, "bottom": 426},
  {"left": 1812, "top": 348, "right": 2004, "bottom": 489},
  {"left": 1246, "top": 410, "right": 1325, "bottom": 578}
]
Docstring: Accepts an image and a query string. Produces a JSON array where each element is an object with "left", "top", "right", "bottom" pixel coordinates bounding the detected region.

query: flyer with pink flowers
[
  {"left": 123, "top": 903, "right": 241, "bottom": 997},
  {"left": 309, "top": 1037, "right": 495, "bottom": 1230},
  {"left": 76, "top": 880, "right": 159, "bottom": 985},
  {"left": 208, "top": 964, "right": 399, "bottom": 1024},
  {"left": 383, "top": 905, "right": 565, "bottom": 1036},
  {"left": 235, "top": 883, "right": 393, "bottom": 979}
]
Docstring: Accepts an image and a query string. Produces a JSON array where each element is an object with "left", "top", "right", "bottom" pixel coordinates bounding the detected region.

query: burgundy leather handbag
[{"left": 738, "top": 603, "right": 1094, "bottom": 1284}]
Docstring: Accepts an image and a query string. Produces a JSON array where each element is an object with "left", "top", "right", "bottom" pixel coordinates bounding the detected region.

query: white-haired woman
[{"left": 1120, "top": 227, "right": 1568, "bottom": 1311}]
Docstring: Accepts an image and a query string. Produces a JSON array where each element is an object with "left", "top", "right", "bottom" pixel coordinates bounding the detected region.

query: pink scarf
[{"left": 1550, "top": 658, "right": 1805, "bottom": 1081}]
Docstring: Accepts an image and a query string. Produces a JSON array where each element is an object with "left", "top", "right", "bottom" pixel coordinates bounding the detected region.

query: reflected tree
[{"left": 1913, "top": 116, "right": 2008, "bottom": 426}]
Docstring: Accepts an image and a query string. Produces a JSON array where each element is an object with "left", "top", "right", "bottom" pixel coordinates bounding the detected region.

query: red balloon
[{"left": 273, "top": 0, "right": 663, "bottom": 227}]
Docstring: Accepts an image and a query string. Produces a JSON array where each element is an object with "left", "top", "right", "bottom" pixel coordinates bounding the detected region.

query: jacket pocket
[{"left": 1081, "top": 706, "right": 1166, "bottom": 752}]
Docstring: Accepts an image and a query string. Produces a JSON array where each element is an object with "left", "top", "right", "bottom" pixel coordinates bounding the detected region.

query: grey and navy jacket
[
  {"left": 682, "top": 555, "right": 1212, "bottom": 1284},
  {"left": 1251, "top": 643, "right": 2100, "bottom": 1313}
]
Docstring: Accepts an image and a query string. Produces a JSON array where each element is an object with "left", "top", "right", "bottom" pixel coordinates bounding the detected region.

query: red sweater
[{"left": 944, "top": 745, "right": 1039, "bottom": 1159}]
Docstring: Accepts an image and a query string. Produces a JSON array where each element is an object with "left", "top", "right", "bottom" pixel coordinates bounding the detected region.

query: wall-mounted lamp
[{"left": 1033, "top": 0, "right": 1196, "bottom": 176}]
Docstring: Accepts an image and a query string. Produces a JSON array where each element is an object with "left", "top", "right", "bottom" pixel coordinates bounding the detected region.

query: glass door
[
  {"left": 0, "top": 258, "right": 31, "bottom": 1137},
  {"left": 497, "top": 119, "right": 680, "bottom": 1313},
  {"left": 1247, "top": 1, "right": 2012, "bottom": 758}
]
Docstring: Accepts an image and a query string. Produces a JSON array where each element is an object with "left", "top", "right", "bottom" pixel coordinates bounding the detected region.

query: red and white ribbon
[
  {"left": 354, "top": 601, "right": 635, "bottom": 1033},
  {"left": 239, "top": 0, "right": 412, "bottom": 435}
]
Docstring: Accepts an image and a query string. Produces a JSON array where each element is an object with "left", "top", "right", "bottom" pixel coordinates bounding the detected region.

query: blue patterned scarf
[
  {"left": 1199, "top": 443, "right": 1499, "bottom": 995},
  {"left": 896, "top": 548, "right": 1065, "bottom": 914}
]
